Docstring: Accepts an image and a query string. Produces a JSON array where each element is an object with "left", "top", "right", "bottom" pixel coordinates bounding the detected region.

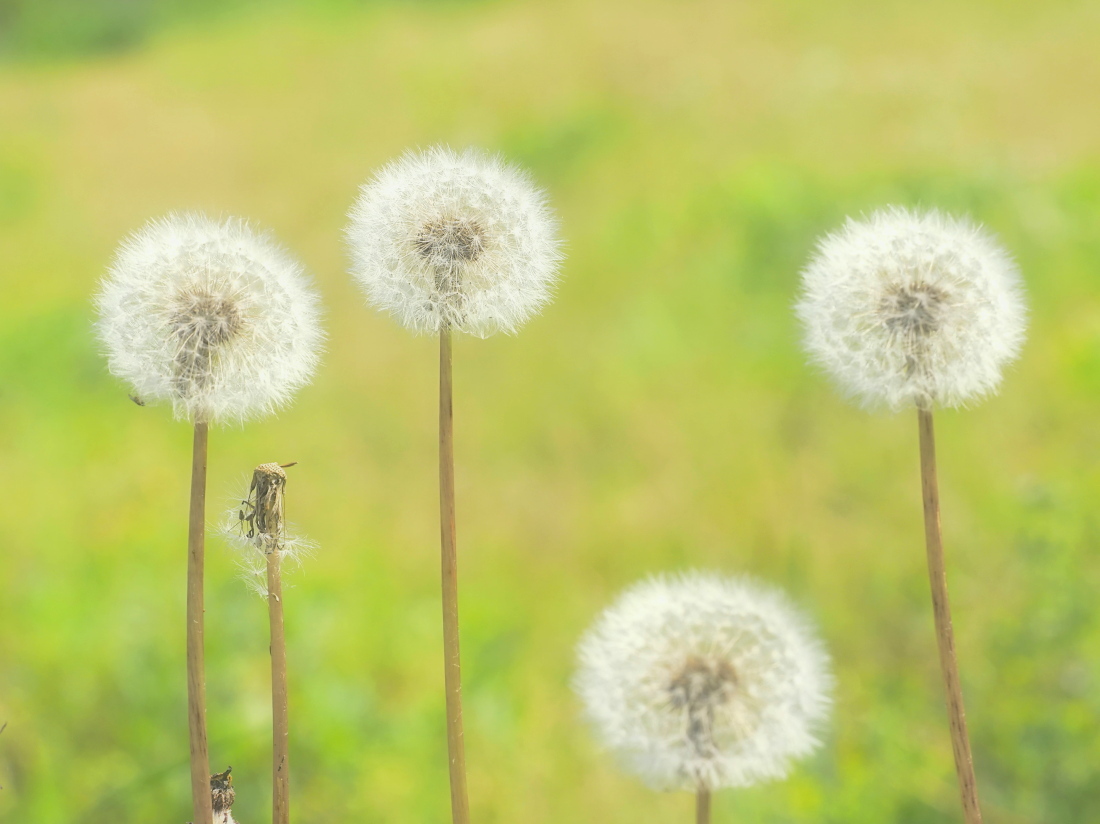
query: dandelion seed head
[
  {"left": 796, "top": 206, "right": 1027, "bottom": 410},
  {"left": 574, "top": 572, "right": 832, "bottom": 792},
  {"left": 95, "top": 213, "right": 324, "bottom": 424},
  {"left": 345, "top": 145, "right": 562, "bottom": 336}
]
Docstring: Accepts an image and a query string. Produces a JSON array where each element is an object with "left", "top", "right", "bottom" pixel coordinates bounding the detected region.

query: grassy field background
[{"left": 2, "top": 0, "right": 1100, "bottom": 821}]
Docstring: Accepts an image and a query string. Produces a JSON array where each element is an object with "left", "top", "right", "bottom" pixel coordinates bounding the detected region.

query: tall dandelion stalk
[
  {"left": 796, "top": 206, "right": 1026, "bottom": 823},
  {"left": 346, "top": 146, "right": 561, "bottom": 823},
  {"left": 95, "top": 214, "right": 323, "bottom": 823},
  {"left": 574, "top": 572, "right": 832, "bottom": 823},
  {"left": 228, "top": 462, "right": 311, "bottom": 824}
]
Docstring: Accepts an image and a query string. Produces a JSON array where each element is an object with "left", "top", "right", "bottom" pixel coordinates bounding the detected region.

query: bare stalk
[
  {"left": 188, "top": 422, "right": 212, "bottom": 824},
  {"left": 269, "top": 544, "right": 290, "bottom": 824},
  {"left": 695, "top": 787, "right": 711, "bottom": 824},
  {"left": 245, "top": 462, "right": 293, "bottom": 824},
  {"left": 917, "top": 408, "right": 982, "bottom": 824},
  {"left": 439, "top": 327, "right": 471, "bottom": 824}
]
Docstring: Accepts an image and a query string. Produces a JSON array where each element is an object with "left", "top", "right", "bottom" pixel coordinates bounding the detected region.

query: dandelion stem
[
  {"left": 187, "top": 421, "right": 212, "bottom": 824},
  {"left": 268, "top": 540, "right": 290, "bottom": 824},
  {"left": 917, "top": 408, "right": 982, "bottom": 824},
  {"left": 695, "top": 787, "right": 711, "bottom": 824},
  {"left": 439, "top": 327, "right": 471, "bottom": 824}
]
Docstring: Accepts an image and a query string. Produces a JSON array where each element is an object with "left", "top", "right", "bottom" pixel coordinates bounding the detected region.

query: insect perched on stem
[
  {"left": 228, "top": 462, "right": 302, "bottom": 824},
  {"left": 238, "top": 462, "right": 297, "bottom": 545},
  {"left": 210, "top": 766, "right": 235, "bottom": 813}
]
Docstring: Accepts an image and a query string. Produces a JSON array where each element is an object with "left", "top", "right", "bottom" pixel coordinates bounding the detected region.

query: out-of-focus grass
[
  {"left": 0, "top": 0, "right": 387, "bottom": 61},
  {"left": 1, "top": 0, "right": 1099, "bottom": 821}
]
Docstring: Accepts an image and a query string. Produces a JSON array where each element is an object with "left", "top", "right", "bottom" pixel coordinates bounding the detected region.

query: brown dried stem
[
  {"left": 245, "top": 462, "right": 293, "bottom": 824},
  {"left": 695, "top": 787, "right": 711, "bottom": 824},
  {"left": 917, "top": 408, "right": 982, "bottom": 824},
  {"left": 439, "top": 327, "right": 471, "bottom": 824},
  {"left": 268, "top": 528, "right": 290, "bottom": 824},
  {"left": 187, "top": 422, "right": 212, "bottom": 824}
]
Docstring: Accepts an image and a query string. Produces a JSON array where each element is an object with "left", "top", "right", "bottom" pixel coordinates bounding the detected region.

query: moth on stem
[
  {"left": 796, "top": 206, "right": 1027, "bottom": 824},
  {"left": 229, "top": 461, "right": 310, "bottom": 824},
  {"left": 211, "top": 766, "right": 239, "bottom": 824},
  {"left": 347, "top": 146, "right": 562, "bottom": 824},
  {"left": 95, "top": 213, "right": 323, "bottom": 823}
]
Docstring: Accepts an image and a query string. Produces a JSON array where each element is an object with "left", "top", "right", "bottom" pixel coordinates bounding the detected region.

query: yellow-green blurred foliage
[{"left": 2, "top": 0, "right": 1099, "bottom": 821}]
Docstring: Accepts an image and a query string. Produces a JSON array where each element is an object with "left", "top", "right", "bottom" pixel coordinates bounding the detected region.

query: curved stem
[
  {"left": 439, "top": 328, "right": 471, "bottom": 824},
  {"left": 187, "top": 422, "right": 212, "bottom": 824},
  {"left": 917, "top": 408, "right": 982, "bottom": 824}
]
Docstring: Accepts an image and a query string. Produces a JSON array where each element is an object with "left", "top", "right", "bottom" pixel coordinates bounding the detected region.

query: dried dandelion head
[
  {"left": 345, "top": 145, "right": 562, "bottom": 336},
  {"left": 95, "top": 213, "right": 324, "bottom": 424},
  {"left": 223, "top": 462, "right": 312, "bottom": 597},
  {"left": 211, "top": 766, "right": 238, "bottom": 824},
  {"left": 574, "top": 573, "right": 832, "bottom": 792},
  {"left": 796, "top": 206, "right": 1027, "bottom": 410}
]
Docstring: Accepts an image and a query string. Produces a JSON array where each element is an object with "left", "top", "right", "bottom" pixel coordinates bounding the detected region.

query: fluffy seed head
[
  {"left": 796, "top": 206, "right": 1027, "bottom": 410},
  {"left": 345, "top": 145, "right": 562, "bottom": 336},
  {"left": 574, "top": 572, "right": 832, "bottom": 792},
  {"left": 95, "top": 213, "right": 324, "bottom": 424}
]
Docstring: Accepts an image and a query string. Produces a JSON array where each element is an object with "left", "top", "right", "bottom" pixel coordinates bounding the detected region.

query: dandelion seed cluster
[
  {"left": 574, "top": 573, "right": 832, "bottom": 792},
  {"left": 796, "top": 206, "right": 1027, "bottom": 410},
  {"left": 95, "top": 213, "right": 324, "bottom": 424},
  {"left": 227, "top": 524, "right": 312, "bottom": 599},
  {"left": 346, "top": 145, "right": 562, "bottom": 336}
]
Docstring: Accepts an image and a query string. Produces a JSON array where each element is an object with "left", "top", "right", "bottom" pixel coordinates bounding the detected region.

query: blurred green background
[{"left": 2, "top": 0, "right": 1099, "bottom": 821}]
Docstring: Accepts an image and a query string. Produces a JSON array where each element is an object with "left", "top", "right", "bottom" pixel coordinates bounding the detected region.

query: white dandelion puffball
[
  {"left": 796, "top": 206, "right": 1027, "bottom": 410},
  {"left": 95, "top": 213, "right": 324, "bottom": 424},
  {"left": 574, "top": 573, "right": 832, "bottom": 792},
  {"left": 345, "top": 145, "right": 562, "bottom": 336}
]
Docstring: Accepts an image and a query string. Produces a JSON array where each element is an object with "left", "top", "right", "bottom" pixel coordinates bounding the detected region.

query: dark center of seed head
[
  {"left": 169, "top": 291, "right": 244, "bottom": 397},
  {"left": 668, "top": 655, "right": 738, "bottom": 758},
  {"left": 882, "top": 282, "right": 947, "bottom": 337},
  {"left": 172, "top": 292, "right": 243, "bottom": 348},
  {"left": 415, "top": 217, "right": 487, "bottom": 273},
  {"left": 668, "top": 655, "right": 738, "bottom": 711}
]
